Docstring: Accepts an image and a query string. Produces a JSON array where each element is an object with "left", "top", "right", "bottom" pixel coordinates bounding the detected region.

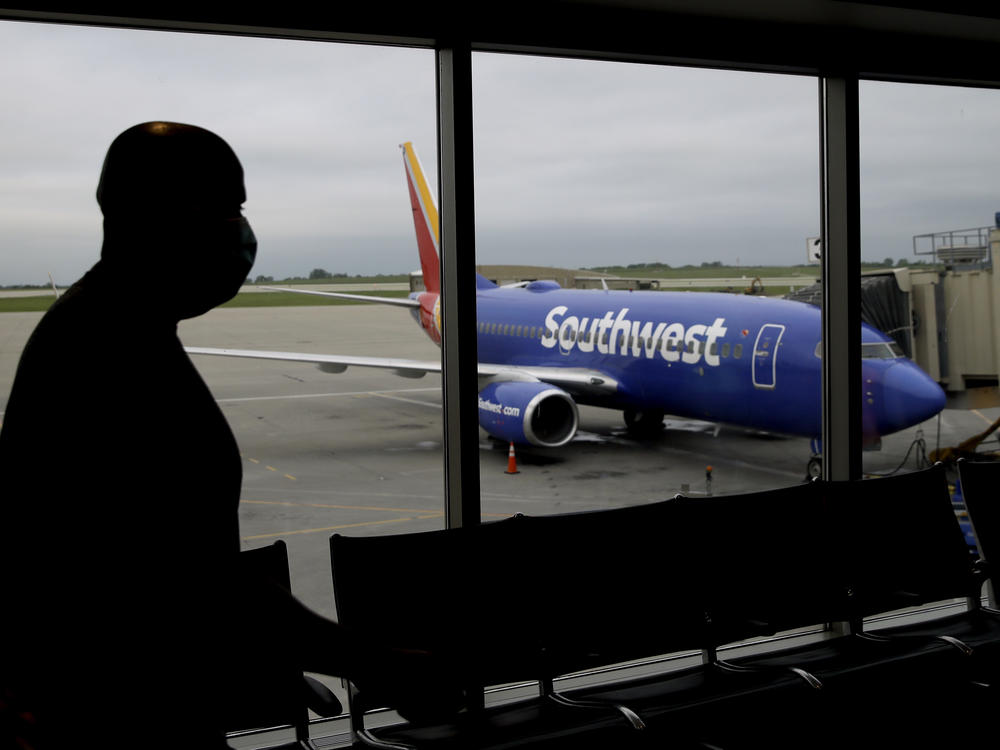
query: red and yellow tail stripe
[{"left": 401, "top": 142, "right": 440, "bottom": 295}]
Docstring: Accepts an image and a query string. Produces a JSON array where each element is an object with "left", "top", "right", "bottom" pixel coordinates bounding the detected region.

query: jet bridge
[
  {"left": 787, "top": 217, "right": 1000, "bottom": 408},
  {"left": 906, "top": 220, "right": 1000, "bottom": 407}
]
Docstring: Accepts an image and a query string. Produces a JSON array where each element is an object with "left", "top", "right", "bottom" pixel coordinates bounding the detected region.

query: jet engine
[{"left": 477, "top": 381, "right": 579, "bottom": 448}]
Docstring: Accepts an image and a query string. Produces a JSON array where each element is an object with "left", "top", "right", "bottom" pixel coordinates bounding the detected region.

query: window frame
[{"left": 4, "top": 4, "right": 993, "bottom": 513}]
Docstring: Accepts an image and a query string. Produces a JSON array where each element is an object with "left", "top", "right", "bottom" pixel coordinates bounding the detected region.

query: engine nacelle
[{"left": 477, "top": 381, "right": 579, "bottom": 448}]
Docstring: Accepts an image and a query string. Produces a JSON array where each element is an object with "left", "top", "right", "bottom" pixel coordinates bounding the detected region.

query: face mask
[
  {"left": 225, "top": 216, "right": 258, "bottom": 276},
  {"left": 171, "top": 215, "right": 258, "bottom": 319}
]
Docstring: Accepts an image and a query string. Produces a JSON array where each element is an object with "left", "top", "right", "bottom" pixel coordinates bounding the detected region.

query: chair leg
[
  {"left": 539, "top": 676, "right": 646, "bottom": 730},
  {"left": 712, "top": 659, "right": 824, "bottom": 690},
  {"left": 347, "top": 682, "right": 418, "bottom": 750}
]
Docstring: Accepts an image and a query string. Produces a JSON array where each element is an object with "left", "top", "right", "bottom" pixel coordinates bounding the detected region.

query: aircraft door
[{"left": 752, "top": 323, "right": 785, "bottom": 389}]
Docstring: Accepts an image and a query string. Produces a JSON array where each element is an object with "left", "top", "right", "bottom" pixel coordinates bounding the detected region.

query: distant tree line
[
  {"left": 583, "top": 257, "right": 933, "bottom": 274},
  {"left": 249, "top": 269, "right": 408, "bottom": 285}
]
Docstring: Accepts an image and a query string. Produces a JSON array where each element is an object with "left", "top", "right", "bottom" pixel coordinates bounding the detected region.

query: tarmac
[
  {"left": 2, "top": 303, "right": 997, "bottom": 620},
  {"left": 2, "top": 302, "right": 996, "bottom": 742}
]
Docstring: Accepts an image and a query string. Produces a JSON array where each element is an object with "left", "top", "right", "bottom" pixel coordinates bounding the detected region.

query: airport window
[
  {"left": 473, "top": 53, "right": 819, "bottom": 518},
  {"left": 9, "top": 15, "right": 1000, "bottom": 744},
  {"left": 858, "top": 80, "right": 1000, "bottom": 478},
  {"left": 0, "top": 22, "right": 442, "bottom": 632}
]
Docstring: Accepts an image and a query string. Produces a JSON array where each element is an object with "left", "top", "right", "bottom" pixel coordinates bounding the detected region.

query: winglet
[{"left": 401, "top": 142, "right": 440, "bottom": 295}]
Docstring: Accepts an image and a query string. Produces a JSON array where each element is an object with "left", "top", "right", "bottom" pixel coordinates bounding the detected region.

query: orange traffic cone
[{"left": 505, "top": 441, "right": 520, "bottom": 474}]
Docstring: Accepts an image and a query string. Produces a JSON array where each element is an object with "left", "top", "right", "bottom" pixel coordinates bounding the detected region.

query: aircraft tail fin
[{"left": 401, "top": 142, "right": 440, "bottom": 295}]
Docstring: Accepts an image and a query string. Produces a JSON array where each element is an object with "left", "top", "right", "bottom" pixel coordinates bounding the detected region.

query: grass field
[
  {"left": 582, "top": 262, "right": 903, "bottom": 278},
  {"left": 219, "top": 289, "right": 409, "bottom": 308},
  {"left": 0, "top": 296, "right": 59, "bottom": 313},
  {"left": 0, "top": 263, "right": 918, "bottom": 313},
  {"left": 0, "top": 288, "right": 410, "bottom": 313}
]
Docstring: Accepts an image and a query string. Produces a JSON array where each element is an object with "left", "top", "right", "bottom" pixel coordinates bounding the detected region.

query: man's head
[{"left": 97, "top": 122, "right": 257, "bottom": 319}]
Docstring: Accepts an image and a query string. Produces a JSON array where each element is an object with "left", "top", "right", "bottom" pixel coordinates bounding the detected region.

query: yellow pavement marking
[
  {"left": 242, "top": 455, "right": 296, "bottom": 481},
  {"left": 242, "top": 499, "right": 441, "bottom": 513},
  {"left": 242, "top": 513, "right": 443, "bottom": 540},
  {"left": 972, "top": 409, "right": 993, "bottom": 426},
  {"left": 238, "top": 498, "right": 509, "bottom": 540}
]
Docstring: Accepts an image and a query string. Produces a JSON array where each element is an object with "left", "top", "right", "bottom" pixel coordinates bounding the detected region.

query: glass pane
[
  {"left": 860, "top": 81, "right": 999, "bottom": 479},
  {"left": 471, "top": 53, "right": 821, "bottom": 514},
  {"left": 0, "top": 21, "right": 440, "bottom": 625},
  {"left": 860, "top": 81, "right": 1000, "bottom": 558}
]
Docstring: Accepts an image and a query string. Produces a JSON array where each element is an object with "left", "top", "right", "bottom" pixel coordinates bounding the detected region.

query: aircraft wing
[
  {"left": 185, "top": 346, "right": 619, "bottom": 396},
  {"left": 258, "top": 285, "right": 421, "bottom": 308}
]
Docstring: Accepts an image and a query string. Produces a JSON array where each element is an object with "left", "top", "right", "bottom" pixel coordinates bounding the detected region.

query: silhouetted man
[
  {"left": 1, "top": 123, "right": 461, "bottom": 749},
  {"left": 0, "top": 121, "right": 268, "bottom": 748}
]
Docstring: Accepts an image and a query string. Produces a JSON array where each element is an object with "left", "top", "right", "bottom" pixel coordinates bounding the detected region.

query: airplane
[{"left": 186, "top": 142, "right": 947, "bottom": 455}]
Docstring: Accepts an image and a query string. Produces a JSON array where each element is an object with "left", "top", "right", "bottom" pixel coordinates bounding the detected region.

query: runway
[{"left": 2, "top": 303, "right": 995, "bottom": 622}]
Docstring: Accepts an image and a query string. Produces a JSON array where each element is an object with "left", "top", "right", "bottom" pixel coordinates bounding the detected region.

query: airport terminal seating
[
  {"left": 958, "top": 458, "right": 1000, "bottom": 602},
  {"left": 327, "top": 463, "right": 1000, "bottom": 750},
  {"left": 224, "top": 541, "right": 343, "bottom": 749}
]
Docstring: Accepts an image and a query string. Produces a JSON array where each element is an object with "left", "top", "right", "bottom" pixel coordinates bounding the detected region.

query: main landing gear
[
  {"left": 806, "top": 455, "right": 822, "bottom": 481},
  {"left": 806, "top": 438, "right": 822, "bottom": 481},
  {"left": 624, "top": 408, "right": 665, "bottom": 438}
]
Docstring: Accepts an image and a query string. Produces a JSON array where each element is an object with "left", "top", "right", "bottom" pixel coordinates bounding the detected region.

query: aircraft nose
[{"left": 878, "top": 361, "right": 946, "bottom": 433}]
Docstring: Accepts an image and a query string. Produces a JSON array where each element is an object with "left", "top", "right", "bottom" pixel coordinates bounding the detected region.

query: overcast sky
[{"left": 2, "top": 19, "right": 999, "bottom": 286}]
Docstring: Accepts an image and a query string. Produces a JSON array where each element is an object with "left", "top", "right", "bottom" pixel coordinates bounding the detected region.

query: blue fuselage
[{"left": 464, "top": 283, "right": 943, "bottom": 440}]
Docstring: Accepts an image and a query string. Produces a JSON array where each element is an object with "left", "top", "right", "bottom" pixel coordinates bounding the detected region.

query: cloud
[{"left": 1, "top": 21, "right": 998, "bottom": 284}]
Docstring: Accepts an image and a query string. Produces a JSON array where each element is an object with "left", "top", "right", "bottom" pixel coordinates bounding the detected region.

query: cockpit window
[
  {"left": 814, "top": 341, "right": 905, "bottom": 359},
  {"left": 862, "top": 342, "right": 904, "bottom": 359}
]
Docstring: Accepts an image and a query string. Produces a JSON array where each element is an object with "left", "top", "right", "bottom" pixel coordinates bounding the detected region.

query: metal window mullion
[
  {"left": 819, "top": 75, "right": 862, "bottom": 482},
  {"left": 437, "top": 43, "right": 481, "bottom": 528}
]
